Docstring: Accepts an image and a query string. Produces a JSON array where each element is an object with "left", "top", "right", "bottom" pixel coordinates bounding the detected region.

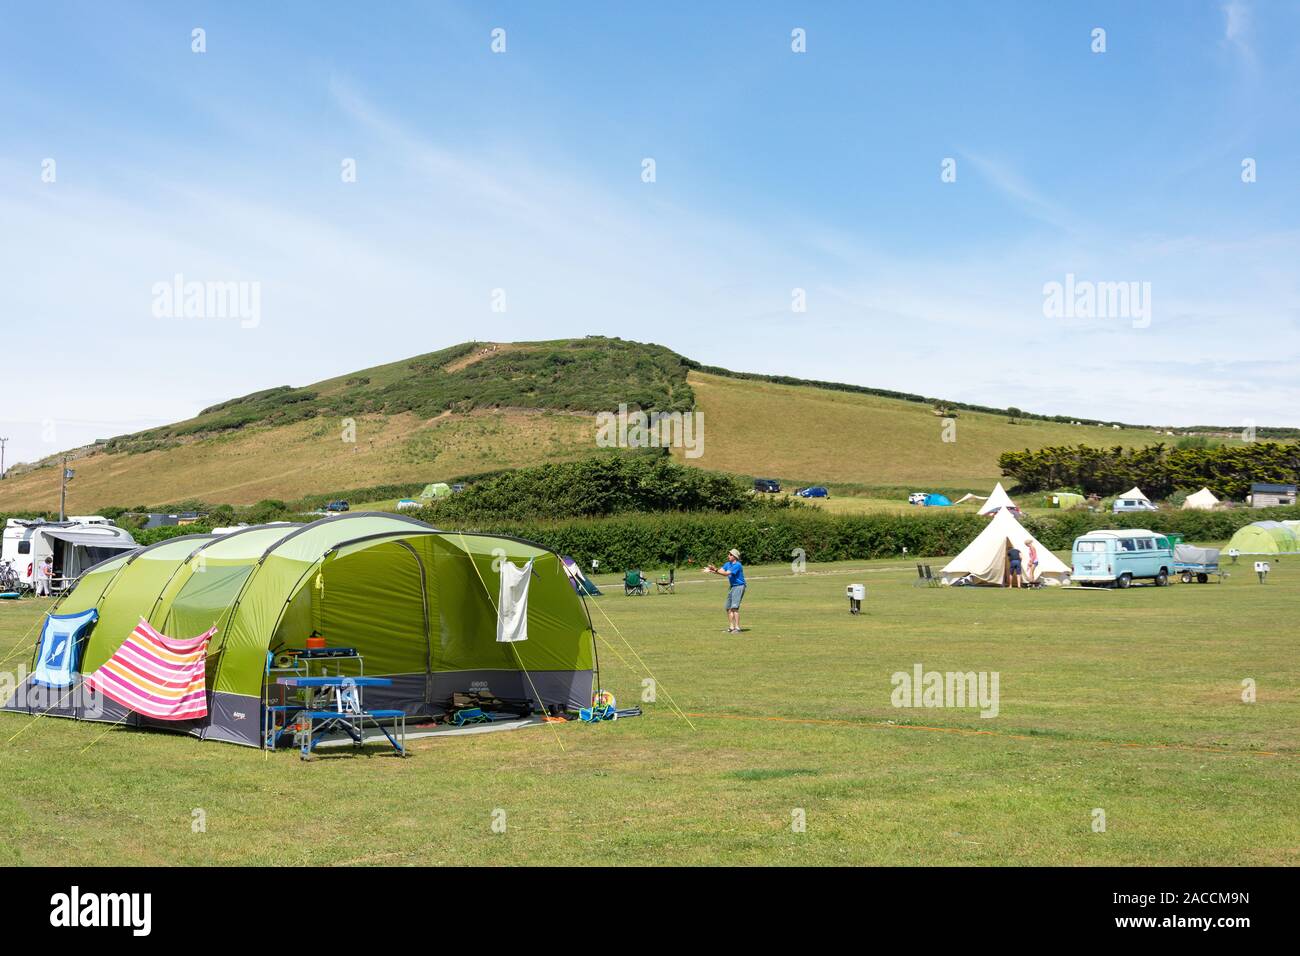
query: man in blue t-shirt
[{"left": 704, "top": 548, "right": 747, "bottom": 633}]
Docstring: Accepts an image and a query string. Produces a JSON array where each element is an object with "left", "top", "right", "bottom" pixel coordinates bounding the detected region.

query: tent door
[{"left": 394, "top": 540, "right": 434, "bottom": 706}]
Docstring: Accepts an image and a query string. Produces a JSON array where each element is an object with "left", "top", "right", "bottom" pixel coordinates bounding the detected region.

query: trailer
[
  {"left": 1173, "top": 544, "right": 1226, "bottom": 584},
  {"left": 1, "top": 517, "right": 138, "bottom": 591}
]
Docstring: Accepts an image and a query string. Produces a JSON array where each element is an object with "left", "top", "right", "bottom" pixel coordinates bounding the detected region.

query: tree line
[{"left": 997, "top": 442, "right": 1300, "bottom": 499}]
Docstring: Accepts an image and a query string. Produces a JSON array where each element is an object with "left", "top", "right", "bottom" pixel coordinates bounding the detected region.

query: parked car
[
  {"left": 907, "top": 492, "right": 927, "bottom": 505},
  {"left": 451, "top": 483, "right": 466, "bottom": 494},
  {"left": 794, "top": 486, "right": 830, "bottom": 498},
  {"left": 324, "top": 500, "right": 350, "bottom": 512},
  {"left": 753, "top": 478, "right": 781, "bottom": 494},
  {"left": 1071, "top": 530, "right": 1174, "bottom": 587},
  {"left": 1112, "top": 497, "right": 1157, "bottom": 514}
]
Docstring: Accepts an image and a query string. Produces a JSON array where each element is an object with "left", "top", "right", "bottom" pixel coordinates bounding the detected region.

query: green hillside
[{"left": 0, "top": 337, "right": 1228, "bottom": 513}]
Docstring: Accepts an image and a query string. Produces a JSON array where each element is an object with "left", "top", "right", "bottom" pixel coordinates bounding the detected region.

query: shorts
[
  {"left": 1009, "top": 560, "right": 1022, "bottom": 573},
  {"left": 726, "top": 585, "right": 746, "bottom": 609}
]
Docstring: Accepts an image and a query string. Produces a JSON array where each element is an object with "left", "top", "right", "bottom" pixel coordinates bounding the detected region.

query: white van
[{"left": 1, "top": 517, "right": 138, "bottom": 591}]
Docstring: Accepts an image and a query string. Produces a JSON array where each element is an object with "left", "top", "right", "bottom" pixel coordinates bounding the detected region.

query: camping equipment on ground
[
  {"left": 912, "top": 564, "right": 939, "bottom": 588},
  {"left": 274, "top": 674, "right": 406, "bottom": 759},
  {"left": 1, "top": 514, "right": 597, "bottom": 748},
  {"left": 579, "top": 690, "right": 641, "bottom": 722},
  {"left": 452, "top": 707, "right": 492, "bottom": 726},
  {"left": 83, "top": 619, "right": 216, "bottom": 721},
  {"left": 1224, "top": 521, "right": 1300, "bottom": 556},
  {"left": 0, "top": 592, "right": 19, "bottom": 600},
  {"left": 1173, "top": 545, "right": 1224, "bottom": 584},
  {"left": 1182, "top": 487, "right": 1220, "bottom": 510},
  {"left": 940, "top": 509, "right": 1070, "bottom": 586},
  {"left": 624, "top": 570, "right": 649, "bottom": 596},
  {"left": 846, "top": 583, "right": 865, "bottom": 614},
  {"left": 31, "top": 609, "right": 99, "bottom": 688},
  {"left": 656, "top": 568, "right": 675, "bottom": 594},
  {"left": 977, "top": 483, "right": 1020, "bottom": 516}
]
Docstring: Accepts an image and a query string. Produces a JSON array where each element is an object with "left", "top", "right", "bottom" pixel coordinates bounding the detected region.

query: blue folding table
[{"left": 273, "top": 676, "right": 407, "bottom": 759}]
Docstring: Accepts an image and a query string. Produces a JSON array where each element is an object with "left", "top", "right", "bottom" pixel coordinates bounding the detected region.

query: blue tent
[{"left": 923, "top": 494, "right": 952, "bottom": 507}]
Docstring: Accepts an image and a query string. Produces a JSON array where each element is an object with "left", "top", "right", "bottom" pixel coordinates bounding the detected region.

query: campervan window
[
  {"left": 17, "top": 541, "right": 30, "bottom": 555},
  {"left": 1076, "top": 540, "right": 1105, "bottom": 552},
  {"left": 1118, "top": 539, "right": 1137, "bottom": 552}
]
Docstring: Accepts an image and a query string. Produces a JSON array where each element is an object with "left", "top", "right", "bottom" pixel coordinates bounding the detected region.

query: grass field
[{"left": 1, "top": 553, "right": 1295, "bottom": 866}]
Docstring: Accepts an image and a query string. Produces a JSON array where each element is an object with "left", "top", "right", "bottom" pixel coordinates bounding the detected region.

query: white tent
[
  {"left": 1119, "top": 486, "right": 1151, "bottom": 502},
  {"left": 977, "top": 482, "right": 1019, "bottom": 516},
  {"left": 940, "top": 508, "right": 1070, "bottom": 586},
  {"left": 954, "top": 493, "right": 987, "bottom": 505},
  {"left": 1182, "top": 487, "right": 1219, "bottom": 510}
]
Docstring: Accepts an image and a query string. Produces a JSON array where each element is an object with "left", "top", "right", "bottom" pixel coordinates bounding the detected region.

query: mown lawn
[{"left": 0, "top": 555, "right": 1296, "bottom": 865}]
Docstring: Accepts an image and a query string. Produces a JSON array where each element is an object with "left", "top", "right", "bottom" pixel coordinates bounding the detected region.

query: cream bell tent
[
  {"left": 941, "top": 508, "right": 1070, "bottom": 586},
  {"left": 1119, "top": 486, "right": 1151, "bottom": 503},
  {"left": 977, "top": 482, "right": 1019, "bottom": 516},
  {"left": 1182, "top": 487, "right": 1219, "bottom": 510}
]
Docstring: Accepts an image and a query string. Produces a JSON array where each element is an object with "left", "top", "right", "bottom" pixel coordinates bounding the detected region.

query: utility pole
[
  {"left": 59, "top": 456, "right": 73, "bottom": 521},
  {"left": 0, "top": 437, "right": 7, "bottom": 479}
]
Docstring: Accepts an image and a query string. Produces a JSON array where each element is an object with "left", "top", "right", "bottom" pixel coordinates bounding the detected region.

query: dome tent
[
  {"left": 1224, "top": 521, "right": 1300, "bottom": 556},
  {"left": 2, "top": 514, "right": 595, "bottom": 747}
]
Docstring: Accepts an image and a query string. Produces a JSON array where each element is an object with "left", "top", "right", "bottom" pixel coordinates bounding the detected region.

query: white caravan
[{"left": 1, "top": 517, "right": 138, "bottom": 591}]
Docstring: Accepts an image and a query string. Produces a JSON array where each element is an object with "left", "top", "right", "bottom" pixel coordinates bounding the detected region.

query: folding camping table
[{"left": 273, "top": 676, "right": 407, "bottom": 760}]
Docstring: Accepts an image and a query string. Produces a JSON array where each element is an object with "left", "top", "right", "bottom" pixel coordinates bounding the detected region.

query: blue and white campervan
[{"left": 1070, "top": 529, "right": 1174, "bottom": 588}]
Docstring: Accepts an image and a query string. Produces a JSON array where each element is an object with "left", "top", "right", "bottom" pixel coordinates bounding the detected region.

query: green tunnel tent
[
  {"left": 1224, "top": 521, "right": 1300, "bottom": 556},
  {"left": 2, "top": 514, "right": 596, "bottom": 747}
]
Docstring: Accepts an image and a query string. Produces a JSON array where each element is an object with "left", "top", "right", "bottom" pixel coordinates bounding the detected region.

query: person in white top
[{"left": 36, "top": 556, "right": 54, "bottom": 597}]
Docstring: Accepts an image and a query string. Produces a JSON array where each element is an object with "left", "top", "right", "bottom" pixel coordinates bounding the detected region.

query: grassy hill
[
  {"left": 0, "top": 337, "right": 1198, "bottom": 512},
  {"left": 678, "top": 372, "right": 1173, "bottom": 491}
]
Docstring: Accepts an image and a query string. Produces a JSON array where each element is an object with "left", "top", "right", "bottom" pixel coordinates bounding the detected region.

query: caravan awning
[{"left": 40, "top": 528, "right": 138, "bottom": 550}]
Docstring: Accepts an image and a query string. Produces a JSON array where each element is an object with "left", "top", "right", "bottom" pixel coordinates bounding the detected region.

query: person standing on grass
[
  {"left": 1023, "top": 538, "right": 1039, "bottom": 585},
  {"left": 36, "top": 556, "right": 53, "bottom": 597},
  {"left": 1006, "top": 544, "right": 1023, "bottom": 589},
  {"left": 704, "top": 548, "right": 746, "bottom": 633}
]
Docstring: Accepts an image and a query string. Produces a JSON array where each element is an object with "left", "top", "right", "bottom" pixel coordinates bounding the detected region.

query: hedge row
[
  {"left": 101, "top": 501, "right": 1300, "bottom": 566},
  {"left": 430, "top": 504, "right": 1300, "bottom": 569}
]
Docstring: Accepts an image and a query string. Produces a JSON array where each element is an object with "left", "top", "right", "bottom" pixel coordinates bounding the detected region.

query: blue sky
[{"left": 2, "top": 1, "right": 1298, "bottom": 467}]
